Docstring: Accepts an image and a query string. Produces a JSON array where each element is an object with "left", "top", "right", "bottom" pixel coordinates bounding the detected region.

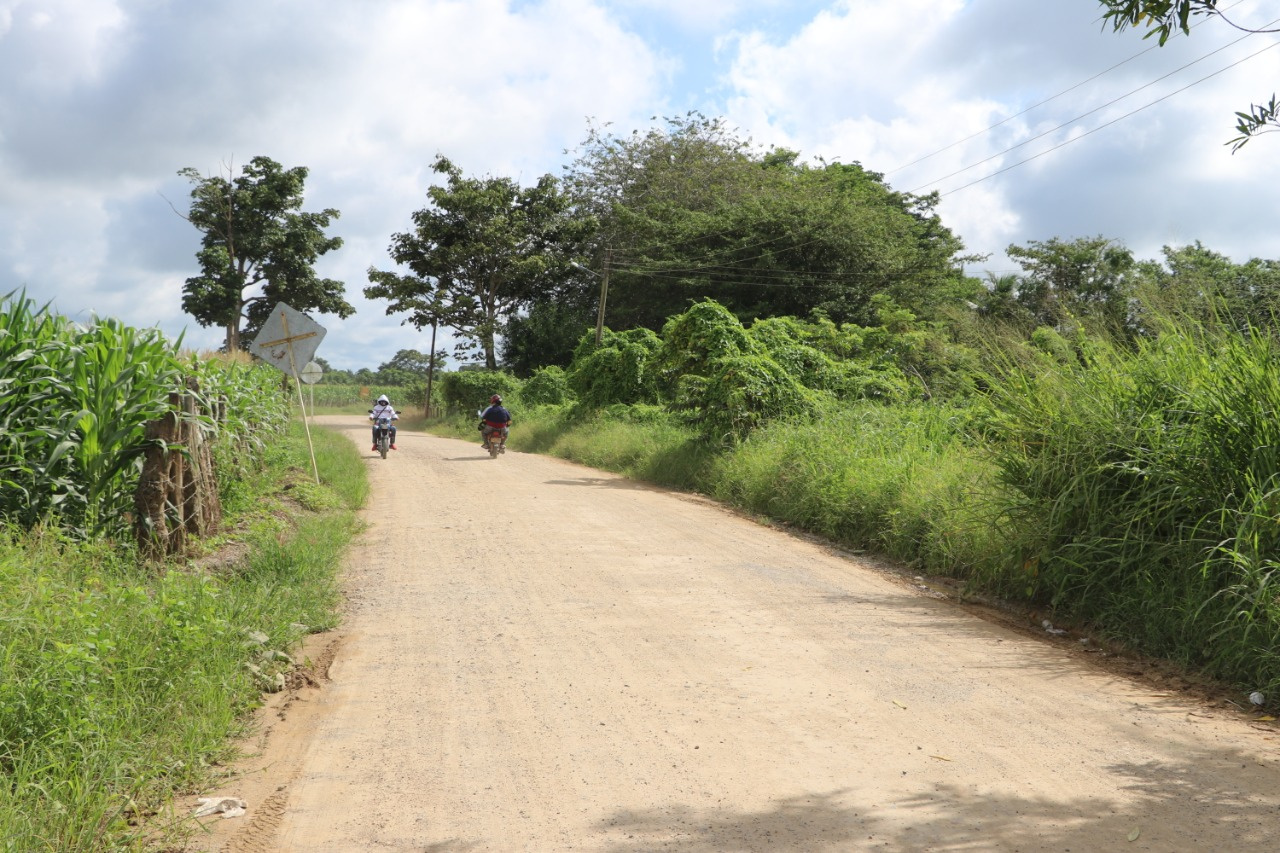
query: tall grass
[
  {"left": 984, "top": 324, "right": 1280, "bottom": 688},
  {"left": 711, "top": 404, "right": 1003, "bottom": 574},
  {"left": 0, "top": 421, "right": 363, "bottom": 851}
]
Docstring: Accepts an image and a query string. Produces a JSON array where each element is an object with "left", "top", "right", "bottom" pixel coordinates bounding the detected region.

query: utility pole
[
  {"left": 594, "top": 248, "right": 612, "bottom": 345},
  {"left": 424, "top": 319, "right": 438, "bottom": 418}
]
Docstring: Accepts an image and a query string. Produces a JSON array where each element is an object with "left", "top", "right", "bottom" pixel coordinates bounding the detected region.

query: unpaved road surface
[{"left": 193, "top": 418, "right": 1280, "bottom": 852}]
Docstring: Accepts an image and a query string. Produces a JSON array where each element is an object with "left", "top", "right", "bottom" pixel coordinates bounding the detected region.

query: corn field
[{"left": 0, "top": 291, "right": 289, "bottom": 542}]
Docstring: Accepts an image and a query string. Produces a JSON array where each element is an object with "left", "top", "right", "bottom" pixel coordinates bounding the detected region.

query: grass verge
[{"left": 0, "top": 420, "right": 365, "bottom": 852}]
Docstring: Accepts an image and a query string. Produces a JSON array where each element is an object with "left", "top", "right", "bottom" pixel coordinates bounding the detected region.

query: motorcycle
[
  {"left": 478, "top": 410, "right": 508, "bottom": 458},
  {"left": 371, "top": 412, "right": 394, "bottom": 459}
]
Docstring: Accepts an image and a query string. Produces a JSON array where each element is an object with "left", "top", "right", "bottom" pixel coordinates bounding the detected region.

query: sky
[{"left": 2, "top": 0, "right": 1278, "bottom": 371}]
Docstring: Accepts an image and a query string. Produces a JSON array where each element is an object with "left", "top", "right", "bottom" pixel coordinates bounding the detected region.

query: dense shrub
[
  {"left": 567, "top": 328, "right": 663, "bottom": 407},
  {"left": 438, "top": 369, "right": 521, "bottom": 414},
  {"left": 517, "top": 365, "right": 574, "bottom": 406}
]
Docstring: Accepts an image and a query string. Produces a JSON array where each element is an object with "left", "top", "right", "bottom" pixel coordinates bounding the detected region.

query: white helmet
[{"left": 377, "top": 394, "right": 389, "bottom": 403}]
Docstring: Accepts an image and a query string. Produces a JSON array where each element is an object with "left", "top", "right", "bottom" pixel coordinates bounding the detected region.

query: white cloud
[
  {"left": 3, "top": 0, "right": 1280, "bottom": 370},
  {"left": 0, "top": 0, "right": 668, "bottom": 368},
  {"left": 718, "top": 0, "right": 1280, "bottom": 271}
]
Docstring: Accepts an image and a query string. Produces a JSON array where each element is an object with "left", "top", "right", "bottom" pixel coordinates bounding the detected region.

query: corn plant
[{"left": 1, "top": 292, "right": 292, "bottom": 540}]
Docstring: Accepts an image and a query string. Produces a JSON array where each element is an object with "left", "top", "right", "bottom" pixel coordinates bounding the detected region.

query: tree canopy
[
  {"left": 562, "top": 113, "right": 976, "bottom": 333},
  {"left": 179, "top": 156, "right": 352, "bottom": 351},
  {"left": 366, "top": 155, "right": 593, "bottom": 369},
  {"left": 1005, "top": 236, "right": 1136, "bottom": 330},
  {"left": 1097, "top": 1, "right": 1280, "bottom": 149}
]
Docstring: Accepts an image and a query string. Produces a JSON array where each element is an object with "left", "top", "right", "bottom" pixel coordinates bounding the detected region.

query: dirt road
[{"left": 197, "top": 418, "right": 1280, "bottom": 852}]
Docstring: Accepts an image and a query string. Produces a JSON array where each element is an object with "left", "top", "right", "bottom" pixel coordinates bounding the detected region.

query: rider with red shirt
[{"left": 479, "top": 394, "right": 511, "bottom": 449}]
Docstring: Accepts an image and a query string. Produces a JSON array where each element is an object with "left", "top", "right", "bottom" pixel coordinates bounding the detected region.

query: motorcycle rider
[
  {"left": 369, "top": 394, "right": 399, "bottom": 450},
  {"left": 478, "top": 394, "right": 511, "bottom": 450}
]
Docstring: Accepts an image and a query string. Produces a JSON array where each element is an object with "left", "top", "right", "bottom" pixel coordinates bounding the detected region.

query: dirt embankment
[{"left": 188, "top": 418, "right": 1280, "bottom": 852}]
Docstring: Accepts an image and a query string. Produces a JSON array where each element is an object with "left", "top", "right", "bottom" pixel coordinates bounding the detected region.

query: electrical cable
[
  {"left": 935, "top": 38, "right": 1280, "bottom": 198},
  {"left": 888, "top": 0, "right": 1254, "bottom": 175},
  {"left": 908, "top": 20, "right": 1279, "bottom": 194}
]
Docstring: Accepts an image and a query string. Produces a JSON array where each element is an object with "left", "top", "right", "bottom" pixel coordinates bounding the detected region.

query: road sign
[
  {"left": 299, "top": 361, "right": 324, "bottom": 385},
  {"left": 249, "top": 303, "right": 328, "bottom": 485},
  {"left": 250, "top": 303, "right": 326, "bottom": 372}
]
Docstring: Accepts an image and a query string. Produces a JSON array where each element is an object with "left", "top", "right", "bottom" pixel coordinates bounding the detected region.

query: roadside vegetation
[
  {"left": 426, "top": 283, "right": 1280, "bottom": 703},
  {"left": 0, "top": 292, "right": 364, "bottom": 851},
  {"left": 370, "top": 119, "right": 1280, "bottom": 702}
]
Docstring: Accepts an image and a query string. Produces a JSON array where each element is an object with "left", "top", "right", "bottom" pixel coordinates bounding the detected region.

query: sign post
[
  {"left": 300, "top": 360, "right": 323, "bottom": 412},
  {"left": 250, "top": 303, "right": 328, "bottom": 484}
]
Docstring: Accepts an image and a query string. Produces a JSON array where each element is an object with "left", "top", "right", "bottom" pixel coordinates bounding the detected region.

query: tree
[
  {"left": 379, "top": 348, "right": 443, "bottom": 375},
  {"left": 366, "top": 156, "right": 593, "bottom": 369},
  {"left": 500, "top": 298, "right": 597, "bottom": 376},
  {"left": 1134, "top": 241, "right": 1280, "bottom": 329},
  {"left": 1006, "top": 236, "right": 1136, "bottom": 329},
  {"left": 562, "top": 114, "right": 974, "bottom": 332},
  {"left": 1098, "top": 1, "right": 1280, "bottom": 150},
  {"left": 179, "top": 156, "right": 353, "bottom": 352}
]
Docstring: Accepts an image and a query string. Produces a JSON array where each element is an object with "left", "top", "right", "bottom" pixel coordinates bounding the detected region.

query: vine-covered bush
[
  {"left": 438, "top": 369, "right": 522, "bottom": 414},
  {"left": 518, "top": 365, "right": 574, "bottom": 406},
  {"left": 657, "top": 299, "right": 759, "bottom": 382},
  {"left": 567, "top": 328, "right": 663, "bottom": 407}
]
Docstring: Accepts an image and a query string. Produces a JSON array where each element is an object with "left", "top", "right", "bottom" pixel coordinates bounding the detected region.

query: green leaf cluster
[
  {"left": 0, "top": 291, "right": 290, "bottom": 539},
  {"left": 180, "top": 156, "right": 352, "bottom": 352},
  {"left": 366, "top": 156, "right": 595, "bottom": 369}
]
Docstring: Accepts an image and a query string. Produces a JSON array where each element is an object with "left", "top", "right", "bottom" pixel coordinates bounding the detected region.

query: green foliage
[
  {"left": 0, "top": 292, "right": 292, "bottom": 539},
  {"left": 983, "top": 322, "right": 1280, "bottom": 687},
  {"left": 186, "top": 355, "right": 292, "bottom": 504},
  {"left": 437, "top": 370, "right": 522, "bottom": 414},
  {"left": 179, "top": 156, "right": 352, "bottom": 352},
  {"left": 1028, "top": 326, "right": 1076, "bottom": 365},
  {"left": 517, "top": 366, "right": 574, "bottom": 407},
  {"left": 1005, "top": 235, "right": 1136, "bottom": 331},
  {"left": 0, "top": 421, "right": 362, "bottom": 851},
  {"left": 657, "top": 299, "right": 760, "bottom": 380},
  {"left": 567, "top": 328, "right": 663, "bottom": 407},
  {"left": 0, "top": 293, "right": 181, "bottom": 538},
  {"left": 564, "top": 113, "right": 973, "bottom": 331},
  {"left": 366, "top": 155, "right": 594, "bottom": 369},
  {"left": 656, "top": 301, "right": 818, "bottom": 440},
  {"left": 673, "top": 354, "right": 816, "bottom": 442}
]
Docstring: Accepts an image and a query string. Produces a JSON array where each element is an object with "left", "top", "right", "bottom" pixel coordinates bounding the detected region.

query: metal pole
[
  {"left": 425, "top": 320, "right": 438, "bottom": 418},
  {"left": 594, "top": 249, "right": 612, "bottom": 345},
  {"left": 280, "top": 312, "right": 321, "bottom": 484}
]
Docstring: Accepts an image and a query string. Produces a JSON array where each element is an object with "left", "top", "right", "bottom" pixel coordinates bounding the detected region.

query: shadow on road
[
  {"left": 587, "top": 746, "right": 1276, "bottom": 851},
  {"left": 543, "top": 477, "right": 653, "bottom": 491}
]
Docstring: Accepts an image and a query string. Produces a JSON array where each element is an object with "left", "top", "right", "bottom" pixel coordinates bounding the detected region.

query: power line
[
  {"left": 888, "top": 0, "right": 1254, "bottom": 176},
  {"left": 907, "top": 21, "right": 1278, "bottom": 195},
  {"left": 935, "top": 39, "right": 1280, "bottom": 198}
]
